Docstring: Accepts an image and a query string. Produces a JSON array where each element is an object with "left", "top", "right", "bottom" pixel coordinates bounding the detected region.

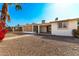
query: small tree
[{"left": 72, "top": 29, "right": 79, "bottom": 38}]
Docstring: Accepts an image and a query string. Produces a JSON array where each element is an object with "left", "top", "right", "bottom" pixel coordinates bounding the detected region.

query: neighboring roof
[{"left": 50, "top": 18, "right": 79, "bottom": 23}]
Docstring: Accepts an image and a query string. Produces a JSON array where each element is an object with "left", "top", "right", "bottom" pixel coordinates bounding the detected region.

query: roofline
[
  {"left": 23, "top": 18, "right": 79, "bottom": 26},
  {"left": 50, "top": 18, "right": 79, "bottom": 23},
  {"left": 23, "top": 23, "right": 51, "bottom": 26}
]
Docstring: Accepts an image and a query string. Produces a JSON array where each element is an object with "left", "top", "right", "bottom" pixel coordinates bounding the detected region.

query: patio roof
[{"left": 33, "top": 23, "right": 51, "bottom": 26}]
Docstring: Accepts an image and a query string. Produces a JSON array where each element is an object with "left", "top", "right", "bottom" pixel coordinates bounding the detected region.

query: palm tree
[
  {"left": 1, "top": 3, "right": 22, "bottom": 22},
  {"left": 0, "top": 3, "right": 22, "bottom": 40}
]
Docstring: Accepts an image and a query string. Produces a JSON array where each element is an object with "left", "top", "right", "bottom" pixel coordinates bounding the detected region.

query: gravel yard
[{"left": 0, "top": 33, "right": 79, "bottom": 56}]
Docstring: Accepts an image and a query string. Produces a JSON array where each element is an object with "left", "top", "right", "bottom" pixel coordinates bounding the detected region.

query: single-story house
[
  {"left": 11, "top": 18, "right": 79, "bottom": 36},
  {"left": 22, "top": 20, "right": 51, "bottom": 34},
  {"left": 50, "top": 18, "right": 79, "bottom": 36}
]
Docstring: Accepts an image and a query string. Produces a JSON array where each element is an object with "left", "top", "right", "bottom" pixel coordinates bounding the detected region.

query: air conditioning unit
[{"left": 42, "top": 20, "right": 45, "bottom": 23}]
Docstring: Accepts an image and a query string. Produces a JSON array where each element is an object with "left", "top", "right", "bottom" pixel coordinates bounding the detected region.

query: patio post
[
  {"left": 32, "top": 25, "right": 34, "bottom": 32},
  {"left": 38, "top": 25, "right": 40, "bottom": 34},
  {"left": 22, "top": 26, "right": 25, "bottom": 32},
  {"left": 12, "top": 27, "right": 15, "bottom": 32}
]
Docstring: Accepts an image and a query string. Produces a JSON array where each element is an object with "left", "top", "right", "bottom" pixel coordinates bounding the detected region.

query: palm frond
[
  {"left": 7, "top": 15, "right": 10, "bottom": 22},
  {"left": 1, "top": 3, "right": 22, "bottom": 23},
  {"left": 8, "top": 3, "right": 12, "bottom": 5},
  {"left": 7, "top": 12, "right": 10, "bottom": 22},
  {"left": 15, "top": 3, "right": 22, "bottom": 10}
]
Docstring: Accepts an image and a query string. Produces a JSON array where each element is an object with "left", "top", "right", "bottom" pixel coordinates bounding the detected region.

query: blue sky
[{"left": 0, "top": 3, "right": 79, "bottom": 26}]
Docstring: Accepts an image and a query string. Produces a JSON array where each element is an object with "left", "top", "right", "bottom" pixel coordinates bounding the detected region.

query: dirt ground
[{"left": 0, "top": 33, "right": 79, "bottom": 56}]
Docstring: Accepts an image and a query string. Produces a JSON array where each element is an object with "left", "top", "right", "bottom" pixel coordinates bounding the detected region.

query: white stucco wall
[{"left": 51, "top": 20, "right": 78, "bottom": 36}]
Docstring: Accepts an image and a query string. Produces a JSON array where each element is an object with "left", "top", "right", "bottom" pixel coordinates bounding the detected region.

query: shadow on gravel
[
  {"left": 6, "top": 32, "right": 79, "bottom": 45},
  {"left": 13, "top": 32, "right": 79, "bottom": 44},
  {"left": 36, "top": 34, "right": 79, "bottom": 44}
]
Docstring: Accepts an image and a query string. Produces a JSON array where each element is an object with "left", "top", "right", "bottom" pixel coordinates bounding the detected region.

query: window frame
[{"left": 57, "top": 21, "right": 68, "bottom": 29}]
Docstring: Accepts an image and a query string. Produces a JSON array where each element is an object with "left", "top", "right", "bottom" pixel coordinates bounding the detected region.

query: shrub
[{"left": 72, "top": 29, "right": 79, "bottom": 38}]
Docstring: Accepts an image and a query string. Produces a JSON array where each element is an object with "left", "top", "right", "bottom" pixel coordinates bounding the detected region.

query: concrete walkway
[{"left": 4, "top": 35, "right": 33, "bottom": 40}]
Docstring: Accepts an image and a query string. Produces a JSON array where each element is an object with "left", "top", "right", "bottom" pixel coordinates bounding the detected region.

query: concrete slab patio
[{"left": 0, "top": 33, "right": 79, "bottom": 56}]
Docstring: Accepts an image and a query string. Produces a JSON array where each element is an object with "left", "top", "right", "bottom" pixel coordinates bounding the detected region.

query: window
[
  {"left": 58, "top": 21, "right": 68, "bottom": 29},
  {"left": 63, "top": 22, "right": 68, "bottom": 28},
  {"left": 58, "top": 22, "right": 62, "bottom": 28}
]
